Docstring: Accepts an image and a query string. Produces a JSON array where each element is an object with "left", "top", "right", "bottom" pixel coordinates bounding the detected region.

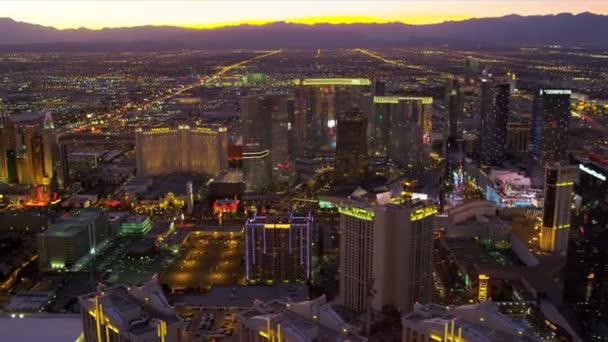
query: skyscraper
[
  {"left": 334, "top": 112, "right": 368, "bottom": 184},
  {"left": 371, "top": 96, "right": 433, "bottom": 169},
  {"left": 336, "top": 198, "right": 436, "bottom": 313},
  {"left": 445, "top": 79, "right": 464, "bottom": 141},
  {"left": 480, "top": 79, "right": 510, "bottom": 166},
  {"left": 444, "top": 79, "right": 465, "bottom": 189},
  {"left": 539, "top": 164, "right": 578, "bottom": 253},
  {"left": 135, "top": 125, "right": 228, "bottom": 177},
  {"left": 295, "top": 78, "right": 371, "bottom": 157},
  {"left": 244, "top": 212, "right": 313, "bottom": 283},
  {"left": 240, "top": 94, "right": 294, "bottom": 179},
  {"left": 0, "top": 99, "right": 9, "bottom": 182},
  {"left": 242, "top": 143, "right": 271, "bottom": 193},
  {"left": 529, "top": 89, "right": 571, "bottom": 187}
]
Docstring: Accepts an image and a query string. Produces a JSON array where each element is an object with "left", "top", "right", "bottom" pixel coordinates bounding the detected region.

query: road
[{"left": 353, "top": 48, "right": 421, "bottom": 70}]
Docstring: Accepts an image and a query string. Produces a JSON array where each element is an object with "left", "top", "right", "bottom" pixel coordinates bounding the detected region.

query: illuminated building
[
  {"left": 564, "top": 154, "right": 608, "bottom": 338},
  {"left": 401, "top": 301, "right": 539, "bottom": 342},
  {"left": 244, "top": 212, "right": 313, "bottom": 283},
  {"left": 334, "top": 112, "right": 368, "bottom": 184},
  {"left": 444, "top": 79, "right": 465, "bottom": 189},
  {"left": 0, "top": 99, "right": 9, "bottom": 182},
  {"left": 529, "top": 89, "right": 571, "bottom": 187},
  {"left": 240, "top": 94, "right": 294, "bottom": 179},
  {"left": 480, "top": 80, "right": 510, "bottom": 166},
  {"left": 371, "top": 96, "right": 432, "bottom": 170},
  {"left": 37, "top": 208, "right": 109, "bottom": 271},
  {"left": 0, "top": 113, "right": 56, "bottom": 187},
  {"left": 507, "top": 121, "right": 530, "bottom": 158},
  {"left": 294, "top": 78, "right": 370, "bottom": 157},
  {"left": 79, "top": 279, "right": 182, "bottom": 342},
  {"left": 445, "top": 79, "right": 464, "bottom": 141},
  {"left": 335, "top": 197, "right": 436, "bottom": 313},
  {"left": 119, "top": 215, "right": 152, "bottom": 236},
  {"left": 186, "top": 181, "right": 193, "bottom": 214},
  {"left": 539, "top": 164, "right": 578, "bottom": 253},
  {"left": 135, "top": 125, "right": 228, "bottom": 177},
  {"left": 243, "top": 143, "right": 271, "bottom": 193},
  {"left": 238, "top": 296, "right": 366, "bottom": 342}
]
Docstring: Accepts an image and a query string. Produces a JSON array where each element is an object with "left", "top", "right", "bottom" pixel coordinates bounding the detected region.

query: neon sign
[{"left": 579, "top": 164, "right": 606, "bottom": 181}]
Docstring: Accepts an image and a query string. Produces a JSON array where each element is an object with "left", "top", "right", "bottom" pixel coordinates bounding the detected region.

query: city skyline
[{"left": 2, "top": 0, "right": 608, "bottom": 29}]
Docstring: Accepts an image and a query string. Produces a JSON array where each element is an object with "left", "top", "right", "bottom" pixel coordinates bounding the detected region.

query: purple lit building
[{"left": 244, "top": 212, "right": 313, "bottom": 283}]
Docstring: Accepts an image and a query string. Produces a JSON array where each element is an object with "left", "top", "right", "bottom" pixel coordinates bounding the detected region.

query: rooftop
[{"left": 43, "top": 208, "right": 102, "bottom": 238}]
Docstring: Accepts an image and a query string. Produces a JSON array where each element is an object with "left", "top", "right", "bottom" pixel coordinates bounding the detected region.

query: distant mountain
[{"left": 1, "top": 13, "right": 607, "bottom": 50}]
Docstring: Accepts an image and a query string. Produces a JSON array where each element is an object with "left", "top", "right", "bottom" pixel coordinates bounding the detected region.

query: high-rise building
[
  {"left": 529, "top": 89, "right": 571, "bottom": 186},
  {"left": 244, "top": 212, "right": 313, "bottom": 283},
  {"left": 79, "top": 280, "right": 182, "bottom": 342},
  {"left": 445, "top": 79, "right": 464, "bottom": 140},
  {"left": 444, "top": 80, "right": 465, "bottom": 189},
  {"left": 564, "top": 156, "right": 608, "bottom": 340},
  {"left": 539, "top": 164, "right": 578, "bottom": 253},
  {"left": 480, "top": 80, "right": 510, "bottom": 166},
  {"left": 507, "top": 121, "right": 530, "bottom": 158},
  {"left": 0, "top": 99, "right": 9, "bottom": 182},
  {"left": 55, "top": 142, "right": 70, "bottom": 190},
  {"left": 371, "top": 96, "right": 432, "bottom": 169},
  {"left": 334, "top": 113, "right": 368, "bottom": 184},
  {"left": 240, "top": 94, "right": 294, "bottom": 179},
  {"left": 135, "top": 125, "right": 228, "bottom": 177},
  {"left": 242, "top": 143, "right": 271, "bottom": 193},
  {"left": 295, "top": 78, "right": 371, "bottom": 157},
  {"left": 336, "top": 197, "right": 436, "bottom": 313},
  {"left": 37, "top": 208, "right": 109, "bottom": 271}
]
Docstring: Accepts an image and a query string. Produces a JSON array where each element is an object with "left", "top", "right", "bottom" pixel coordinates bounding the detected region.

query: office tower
[
  {"left": 564, "top": 157, "right": 608, "bottom": 331},
  {"left": 445, "top": 79, "right": 464, "bottom": 140},
  {"left": 295, "top": 78, "right": 371, "bottom": 157},
  {"left": 55, "top": 142, "right": 70, "bottom": 190},
  {"left": 79, "top": 280, "right": 182, "bottom": 342},
  {"left": 334, "top": 112, "right": 368, "bottom": 184},
  {"left": 244, "top": 212, "right": 313, "bottom": 283},
  {"left": 529, "top": 89, "right": 571, "bottom": 187},
  {"left": 243, "top": 143, "right": 271, "bottom": 193},
  {"left": 480, "top": 80, "right": 510, "bottom": 166},
  {"left": 37, "top": 208, "right": 109, "bottom": 271},
  {"left": 507, "top": 121, "right": 530, "bottom": 158},
  {"left": 539, "top": 164, "right": 578, "bottom": 253},
  {"left": 135, "top": 125, "right": 228, "bottom": 177},
  {"left": 240, "top": 94, "right": 294, "bottom": 178},
  {"left": 371, "top": 96, "right": 432, "bottom": 169},
  {"left": 0, "top": 100, "right": 9, "bottom": 182},
  {"left": 337, "top": 199, "right": 436, "bottom": 313},
  {"left": 444, "top": 79, "right": 465, "bottom": 189}
]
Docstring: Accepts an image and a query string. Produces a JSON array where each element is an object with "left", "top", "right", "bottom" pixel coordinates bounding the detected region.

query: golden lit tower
[{"left": 539, "top": 164, "right": 578, "bottom": 253}]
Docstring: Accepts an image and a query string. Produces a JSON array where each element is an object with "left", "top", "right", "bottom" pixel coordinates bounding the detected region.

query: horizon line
[{"left": 2, "top": 11, "right": 601, "bottom": 31}]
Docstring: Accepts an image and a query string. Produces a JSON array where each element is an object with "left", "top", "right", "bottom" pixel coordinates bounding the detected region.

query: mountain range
[{"left": 1, "top": 12, "right": 607, "bottom": 50}]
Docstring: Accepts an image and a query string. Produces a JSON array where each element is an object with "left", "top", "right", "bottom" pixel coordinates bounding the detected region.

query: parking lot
[
  {"left": 160, "top": 232, "right": 244, "bottom": 292},
  {"left": 177, "top": 306, "right": 239, "bottom": 341}
]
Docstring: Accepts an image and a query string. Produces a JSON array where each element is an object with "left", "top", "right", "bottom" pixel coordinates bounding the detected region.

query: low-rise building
[
  {"left": 37, "top": 208, "right": 109, "bottom": 271},
  {"left": 402, "top": 300, "right": 541, "bottom": 342},
  {"left": 79, "top": 280, "right": 182, "bottom": 342},
  {"left": 238, "top": 296, "right": 367, "bottom": 342}
]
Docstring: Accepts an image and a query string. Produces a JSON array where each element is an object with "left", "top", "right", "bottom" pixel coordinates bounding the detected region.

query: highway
[
  {"left": 353, "top": 48, "right": 421, "bottom": 70},
  {"left": 79, "top": 49, "right": 282, "bottom": 131}
]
